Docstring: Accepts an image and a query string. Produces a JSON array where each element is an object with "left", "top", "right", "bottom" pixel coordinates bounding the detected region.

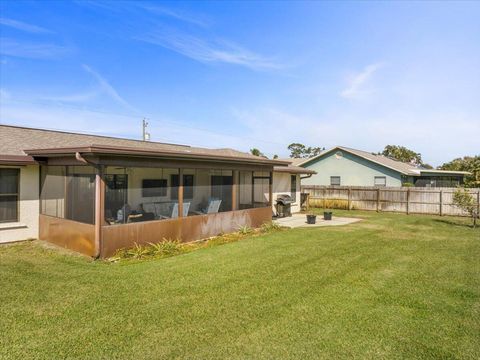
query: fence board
[{"left": 301, "top": 185, "right": 479, "bottom": 217}]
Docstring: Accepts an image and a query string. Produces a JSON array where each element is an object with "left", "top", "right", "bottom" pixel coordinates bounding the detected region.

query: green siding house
[{"left": 299, "top": 146, "right": 469, "bottom": 188}]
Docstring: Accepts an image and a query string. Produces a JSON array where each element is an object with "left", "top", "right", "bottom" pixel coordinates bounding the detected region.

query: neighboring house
[
  {"left": 273, "top": 160, "right": 316, "bottom": 214},
  {"left": 299, "top": 146, "right": 469, "bottom": 188},
  {"left": 0, "top": 125, "right": 291, "bottom": 257}
]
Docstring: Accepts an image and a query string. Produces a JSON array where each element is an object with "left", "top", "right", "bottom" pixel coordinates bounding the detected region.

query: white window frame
[
  {"left": 330, "top": 176, "right": 341, "bottom": 186},
  {"left": 0, "top": 168, "right": 20, "bottom": 223},
  {"left": 374, "top": 176, "right": 387, "bottom": 187}
]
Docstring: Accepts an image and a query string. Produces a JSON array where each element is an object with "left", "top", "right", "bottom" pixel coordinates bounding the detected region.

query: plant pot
[
  {"left": 323, "top": 211, "right": 332, "bottom": 220},
  {"left": 306, "top": 214, "right": 317, "bottom": 224}
]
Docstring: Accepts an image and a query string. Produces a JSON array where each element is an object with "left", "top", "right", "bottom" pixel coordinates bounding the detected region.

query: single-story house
[
  {"left": 0, "top": 125, "right": 310, "bottom": 257},
  {"left": 299, "top": 146, "right": 469, "bottom": 188}
]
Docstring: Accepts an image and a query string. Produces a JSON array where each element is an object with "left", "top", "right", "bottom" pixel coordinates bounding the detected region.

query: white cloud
[
  {"left": 137, "top": 30, "right": 284, "bottom": 71},
  {"left": 39, "top": 90, "right": 100, "bottom": 103},
  {"left": 0, "top": 17, "right": 53, "bottom": 34},
  {"left": 140, "top": 5, "right": 209, "bottom": 27},
  {"left": 0, "top": 38, "right": 71, "bottom": 59},
  {"left": 81, "top": 64, "right": 139, "bottom": 113},
  {"left": 340, "top": 62, "right": 384, "bottom": 99}
]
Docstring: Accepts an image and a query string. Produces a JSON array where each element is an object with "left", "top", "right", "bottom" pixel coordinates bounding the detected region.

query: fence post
[
  {"left": 406, "top": 188, "right": 410, "bottom": 215},
  {"left": 347, "top": 188, "right": 351, "bottom": 210},
  {"left": 376, "top": 188, "right": 380, "bottom": 212},
  {"left": 323, "top": 187, "right": 326, "bottom": 210},
  {"left": 439, "top": 190, "right": 443, "bottom": 216},
  {"left": 477, "top": 191, "right": 479, "bottom": 218}
]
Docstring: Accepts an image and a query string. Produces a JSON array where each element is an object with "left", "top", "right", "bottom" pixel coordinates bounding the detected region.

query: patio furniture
[
  {"left": 160, "top": 202, "right": 191, "bottom": 219},
  {"left": 193, "top": 199, "right": 222, "bottom": 215}
]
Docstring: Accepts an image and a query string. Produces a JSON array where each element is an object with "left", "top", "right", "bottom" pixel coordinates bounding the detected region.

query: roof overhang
[
  {"left": 418, "top": 169, "right": 471, "bottom": 176},
  {"left": 25, "top": 144, "right": 290, "bottom": 167},
  {"left": 0, "top": 155, "right": 37, "bottom": 165},
  {"left": 274, "top": 165, "right": 317, "bottom": 175}
]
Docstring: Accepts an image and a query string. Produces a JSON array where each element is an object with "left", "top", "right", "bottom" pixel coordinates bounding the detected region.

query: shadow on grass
[{"left": 432, "top": 218, "right": 477, "bottom": 229}]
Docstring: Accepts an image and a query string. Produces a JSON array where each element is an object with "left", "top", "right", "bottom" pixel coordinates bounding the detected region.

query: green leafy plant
[
  {"left": 452, "top": 188, "right": 479, "bottom": 228},
  {"left": 126, "top": 243, "right": 152, "bottom": 259},
  {"left": 260, "top": 221, "right": 282, "bottom": 233},
  {"left": 238, "top": 225, "right": 253, "bottom": 235},
  {"left": 149, "top": 239, "right": 183, "bottom": 257}
]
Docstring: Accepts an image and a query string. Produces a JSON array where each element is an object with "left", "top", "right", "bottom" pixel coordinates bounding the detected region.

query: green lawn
[{"left": 1, "top": 211, "right": 479, "bottom": 359}]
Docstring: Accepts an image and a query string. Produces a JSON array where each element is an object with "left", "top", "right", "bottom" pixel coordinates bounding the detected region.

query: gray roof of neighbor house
[
  {"left": 0, "top": 125, "right": 289, "bottom": 166},
  {"left": 274, "top": 158, "right": 317, "bottom": 175},
  {"left": 298, "top": 146, "right": 470, "bottom": 176}
]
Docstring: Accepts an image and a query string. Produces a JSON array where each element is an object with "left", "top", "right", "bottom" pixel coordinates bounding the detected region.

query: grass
[{"left": 1, "top": 210, "right": 479, "bottom": 359}]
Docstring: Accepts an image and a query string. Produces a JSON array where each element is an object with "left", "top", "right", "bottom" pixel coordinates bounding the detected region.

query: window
[
  {"left": 290, "top": 175, "right": 297, "bottom": 202},
  {"left": 171, "top": 174, "right": 194, "bottom": 200},
  {"left": 330, "top": 176, "right": 341, "bottom": 186},
  {"left": 142, "top": 179, "right": 167, "bottom": 197},
  {"left": 374, "top": 176, "right": 386, "bottom": 187},
  {"left": 0, "top": 168, "right": 19, "bottom": 223}
]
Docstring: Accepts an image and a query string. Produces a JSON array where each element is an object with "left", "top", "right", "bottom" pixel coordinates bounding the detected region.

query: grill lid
[{"left": 276, "top": 194, "right": 294, "bottom": 204}]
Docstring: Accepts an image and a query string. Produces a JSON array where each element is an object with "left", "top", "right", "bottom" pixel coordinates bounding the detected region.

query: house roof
[
  {"left": 0, "top": 125, "right": 289, "bottom": 166},
  {"left": 273, "top": 164, "right": 317, "bottom": 175},
  {"left": 274, "top": 158, "right": 316, "bottom": 174},
  {"left": 298, "top": 146, "right": 470, "bottom": 176}
]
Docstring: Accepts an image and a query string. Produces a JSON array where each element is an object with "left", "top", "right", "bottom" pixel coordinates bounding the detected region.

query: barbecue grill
[{"left": 276, "top": 194, "right": 294, "bottom": 218}]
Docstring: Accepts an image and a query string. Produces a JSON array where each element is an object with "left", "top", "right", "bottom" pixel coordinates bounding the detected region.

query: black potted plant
[
  {"left": 306, "top": 212, "right": 317, "bottom": 224},
  {"left": 323, "top": 211, "right": 332, "bottom": 220}
]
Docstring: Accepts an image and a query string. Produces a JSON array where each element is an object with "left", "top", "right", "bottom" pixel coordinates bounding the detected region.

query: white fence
[{"left": 301, "top": 185, "right": 480, "bottom": 217}]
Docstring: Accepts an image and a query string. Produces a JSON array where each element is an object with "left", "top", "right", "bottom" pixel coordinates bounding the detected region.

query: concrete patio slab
[{"left": 274, "top": 213, "right": 361, "bottom": 228}]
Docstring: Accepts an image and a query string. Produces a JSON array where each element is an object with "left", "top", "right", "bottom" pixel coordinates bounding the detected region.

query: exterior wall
[
  {"left": 301, "top": 151, "right": 403, "bottom": 187},
  {"left": 272, "top": 172, "right": 301, "bottom": 214},
  {"left": 0, "top": 165, "right": 39, "bottom": 243}
]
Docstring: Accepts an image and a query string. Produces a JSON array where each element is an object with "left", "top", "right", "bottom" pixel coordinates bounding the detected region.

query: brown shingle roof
[{"left": 0, "top": 125, "right": 288, "bottom": 166}]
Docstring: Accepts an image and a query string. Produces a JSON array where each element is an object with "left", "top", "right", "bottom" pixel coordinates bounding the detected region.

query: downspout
[
  {"left": 76, "top": 152, "right": 102, "bottom": 259},
  {"left": 300, "top": 174, "right": 313, "bottom": 180}
]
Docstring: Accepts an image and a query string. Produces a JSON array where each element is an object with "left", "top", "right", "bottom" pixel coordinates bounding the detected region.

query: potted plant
[
  {"left": 323, "top": 211, "right": 332, "bottom": 220},
  {"left": 306, "top": 212, "right": 317, "bottom": 224}
]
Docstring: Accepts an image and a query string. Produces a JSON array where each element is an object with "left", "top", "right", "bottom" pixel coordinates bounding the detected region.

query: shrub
[{"left": 452, "top": 188, "right": 479, "bottom": 228}]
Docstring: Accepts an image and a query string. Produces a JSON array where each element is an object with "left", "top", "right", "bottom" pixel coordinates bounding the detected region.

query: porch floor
[{"left": 274, "top": 213, "right": 361, "bottom": 228}]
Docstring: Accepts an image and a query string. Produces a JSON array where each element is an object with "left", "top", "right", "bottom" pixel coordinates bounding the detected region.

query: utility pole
[{"left": 142, "top": 118, "right": 150, "bottom": 141}]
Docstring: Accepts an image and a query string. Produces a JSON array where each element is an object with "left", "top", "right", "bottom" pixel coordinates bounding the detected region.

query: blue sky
[{"left": 0, "top": 1, "right": 479, "bottom": 166}]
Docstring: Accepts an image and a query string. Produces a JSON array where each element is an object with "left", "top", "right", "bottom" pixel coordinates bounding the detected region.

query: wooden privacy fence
[{"left": 301, "top": 185, "right": 480, "bottom": 217}]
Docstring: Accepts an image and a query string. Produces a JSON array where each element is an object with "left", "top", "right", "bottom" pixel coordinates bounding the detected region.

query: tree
[
  {"left": 452, "top": 188, "right": 479, "bottom": 228},
  {"left": 250, "top": 148, "right": 264, "bottom": 157},
  {"left": 380, "top": 145, "right": 423, "bottom": 165},
  {"left": 273, "top": 154, "right": 278, "bottom": 159},
  {"left": 288, "top": 143, "right": 323, "bottom": 158},
  {"left": 439, "top": 156, "right": 480, "bottom": 188}
]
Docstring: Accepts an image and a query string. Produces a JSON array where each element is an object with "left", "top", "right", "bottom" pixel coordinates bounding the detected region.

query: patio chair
[
  {"left": 192, "top": 199, "right": 222, "bottom": 215},
  {"left": 160, "top": 202, "right": 191, "bottom": 219}
]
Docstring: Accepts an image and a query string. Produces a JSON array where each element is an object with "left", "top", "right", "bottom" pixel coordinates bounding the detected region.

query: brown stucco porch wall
[
  {"left": 100, "top": 207, "right": 271, "bottom": 258},
  {"left": 39, "top": 214, "right": 96, "bottom": 256}
]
